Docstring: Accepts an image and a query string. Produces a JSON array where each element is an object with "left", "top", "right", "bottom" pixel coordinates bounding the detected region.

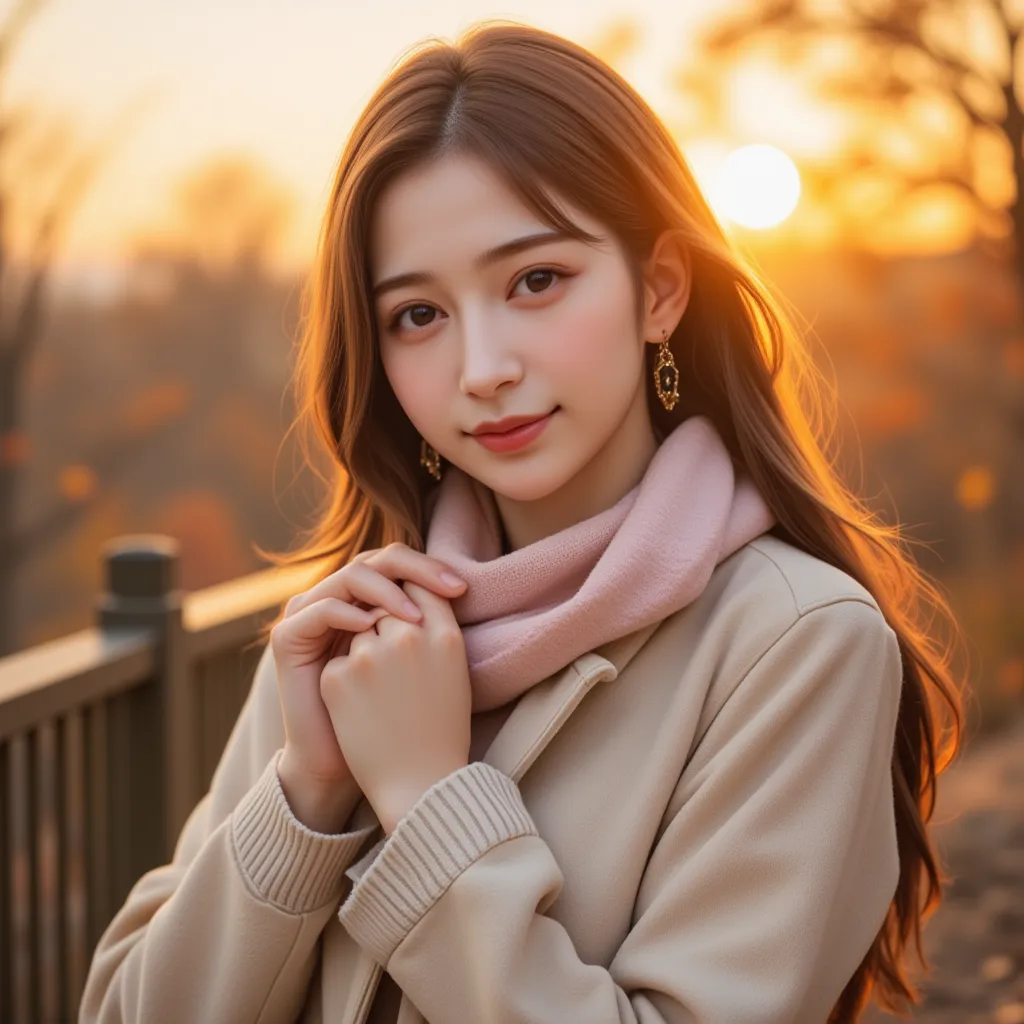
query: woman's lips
[{"left": 471, "top": 408, "right": 558, "bottom": 453}]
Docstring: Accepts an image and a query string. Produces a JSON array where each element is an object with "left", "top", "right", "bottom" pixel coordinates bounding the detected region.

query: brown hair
[{"left": 256, "top": 21, "right": 964, "bottom": 1018}]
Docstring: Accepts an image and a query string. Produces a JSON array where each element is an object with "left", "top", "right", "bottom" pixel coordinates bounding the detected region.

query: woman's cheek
[
  {"left": 382, "top": 348, "right": 442, "bottom": 428},
  {"left": 542, "top": 291, "right": 635, "bottom": 393}
]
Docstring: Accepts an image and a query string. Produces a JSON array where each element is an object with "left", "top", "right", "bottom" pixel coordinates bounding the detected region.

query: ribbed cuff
[
  {"left": 337, "top": 762, "right": 537, "bottom": 965},
  {"left": 344, "top": 835, "right": 388, "bottom": 886},
  {"left": 230, "top": 749, "right": 380, "bottom": 914}
]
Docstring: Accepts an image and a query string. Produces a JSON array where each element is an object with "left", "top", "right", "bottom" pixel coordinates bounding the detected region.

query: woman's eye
[
  {"left": 514, "top": 268, "right": 561, "bottom": 295},
  {"left": 388, "top": 269, "right": 565, "bottom": 332},
  {"left": 391, "top": 304, "right": 438, "bottom": 331}
]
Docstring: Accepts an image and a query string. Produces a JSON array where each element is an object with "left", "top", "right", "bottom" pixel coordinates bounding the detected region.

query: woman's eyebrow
[{"left": 372, "top": 229, "right": 574, "bottom": 299}]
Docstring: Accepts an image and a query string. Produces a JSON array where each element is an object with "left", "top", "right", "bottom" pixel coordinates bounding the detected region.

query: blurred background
[{"left": 0, "top": 0, "right": 1021, "bottom": 1018}]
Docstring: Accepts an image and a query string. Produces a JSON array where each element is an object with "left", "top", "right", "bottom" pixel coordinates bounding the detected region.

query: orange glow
[
  {"left": 58, "top": 465, "right": 98, "bottom": 502},
  {"left": 121, "top": 382, "right": 190, "bottom": 434},
  {"left": 1004, "top": 340, "right": 1024, "bottom": 378},
  {"left": 956, "top": 466, "right": 996, "bottom": 512},
  {"left": 0, "top": 431, "right": 31, "bottom": 466},
  {"left": 998, "top": 659, "right": 1024, "bottom": 697},
  {"left": 860, "top": 387, "right": 930, "bottom": 440}
]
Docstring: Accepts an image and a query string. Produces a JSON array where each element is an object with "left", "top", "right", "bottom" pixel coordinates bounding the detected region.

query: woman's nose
[{"left": 459, "top": 325, "right": 522, "bottom": 396}]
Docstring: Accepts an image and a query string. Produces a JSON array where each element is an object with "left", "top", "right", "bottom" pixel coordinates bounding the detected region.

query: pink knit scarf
[{"left": 425, "top": 414, "right": 777, "bottom": 712}]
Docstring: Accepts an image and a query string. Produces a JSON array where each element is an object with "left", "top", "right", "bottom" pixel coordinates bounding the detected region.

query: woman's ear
[{"left": 640, "top": 229, "right": 692, "bottom": 341}]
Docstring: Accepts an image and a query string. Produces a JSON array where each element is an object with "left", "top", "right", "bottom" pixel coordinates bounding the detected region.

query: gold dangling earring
[
  {"left": 420, "top": 437, "right": 442, "bottom": 481},
  {"left": 653, "top": 328, "right": 679, "bottom": 411}
]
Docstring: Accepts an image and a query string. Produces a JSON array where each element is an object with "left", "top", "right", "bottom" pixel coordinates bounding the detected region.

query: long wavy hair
[{"left": 255, "top": 21, "right": 964, "bottom": 1019}]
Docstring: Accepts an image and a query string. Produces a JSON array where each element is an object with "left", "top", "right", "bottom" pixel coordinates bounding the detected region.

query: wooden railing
[{"left": 0, "top": 535, "right": 324, "bottom": 1023}]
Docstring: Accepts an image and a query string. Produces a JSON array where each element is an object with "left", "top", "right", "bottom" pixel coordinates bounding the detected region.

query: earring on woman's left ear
[
  {"left": 654, "top": 328, "right": 679, "bottom": 411},
  {"left": 420, "top": 438, "right": 443, "bottom": 480}
]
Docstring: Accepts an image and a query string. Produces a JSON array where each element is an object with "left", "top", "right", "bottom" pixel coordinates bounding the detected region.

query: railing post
[{"left": 96, "top": 536, "right": 191, "bottom": 868}]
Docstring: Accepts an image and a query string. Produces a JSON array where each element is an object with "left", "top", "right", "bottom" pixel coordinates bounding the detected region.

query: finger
[
  {"left": 346, "top": 611, "right": 405, "bottom": 655},
  {"left": 346, "top": 624, "right": 377, "bottom": 658},
  {"left": 373, "top": 611, "right": 413, "bottom": 639},
  {"left": 286, "top": 544, "right": 465, "bottom": 618},
  {"left": 274, "top": 597, "right": 378, "bottom": 647},
  {"left": 342, "top": 563, "right": 429, "bottom": 621},
  {"left": 402, "top": 579, "right": 460, "bottom": 628},
  {"left": 295, "top": 563, "right": 424, "bottom": 623},
  {"left": 362, "top": 545, "right": 467, "bottom": 595}
]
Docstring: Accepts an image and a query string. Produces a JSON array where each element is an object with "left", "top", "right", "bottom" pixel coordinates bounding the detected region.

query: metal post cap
[{"left": 102, "top": 535, "right": 181, "bottom": 598}]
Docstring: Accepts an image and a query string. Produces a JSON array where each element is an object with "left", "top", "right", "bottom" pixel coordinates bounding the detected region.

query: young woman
[{"left": 81, "top": 20, "right": 964, "bottom": 1024}]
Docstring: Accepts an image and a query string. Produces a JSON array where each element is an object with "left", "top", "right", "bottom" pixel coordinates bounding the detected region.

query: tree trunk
[{"left": 0, "top": 346, "right": 25, "bottom": 655}]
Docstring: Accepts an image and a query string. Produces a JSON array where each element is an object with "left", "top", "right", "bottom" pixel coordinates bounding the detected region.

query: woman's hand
[
  {"left": 319, "top": 579, "right": 473, "bottom": 835},
  {"left": 269, "top": 544, "right": 467, "bottom": 802}
]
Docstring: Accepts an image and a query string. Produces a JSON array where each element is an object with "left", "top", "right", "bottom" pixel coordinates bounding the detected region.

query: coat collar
[{"left": 482, "top": 617, "right": 664, "bottom": 783}]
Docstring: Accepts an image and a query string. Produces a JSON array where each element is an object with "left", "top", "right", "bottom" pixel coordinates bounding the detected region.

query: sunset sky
[{"left": 12, "top": 0, "right": 984, "bottom": 295}]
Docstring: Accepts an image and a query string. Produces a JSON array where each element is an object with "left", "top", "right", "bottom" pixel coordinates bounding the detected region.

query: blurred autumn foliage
[
  {"left": 760, "top": 241, "right": 1024, "bottom": 729},
  {"left": 11, "top": 153, "right": 312, "bottom": 649}
]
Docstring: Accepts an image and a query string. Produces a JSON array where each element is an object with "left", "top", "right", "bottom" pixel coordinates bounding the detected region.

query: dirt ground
[{"left": 862, "top": 715, "right": 1024, "bottom": 1023}]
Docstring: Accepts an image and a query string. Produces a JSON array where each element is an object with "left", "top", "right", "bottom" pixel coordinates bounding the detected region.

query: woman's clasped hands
[{"left": 269, "top": 542, "right": 472, "bottom": 836}]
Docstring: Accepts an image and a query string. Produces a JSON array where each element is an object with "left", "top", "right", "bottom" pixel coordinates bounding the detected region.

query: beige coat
[{"left": 79, "top": 534, "right": 904, "bottom": 1024}]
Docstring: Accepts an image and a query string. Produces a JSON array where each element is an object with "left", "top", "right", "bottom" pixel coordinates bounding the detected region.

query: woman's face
[{"left": 369, "top": 151, "right": 682, "bottom": 541}]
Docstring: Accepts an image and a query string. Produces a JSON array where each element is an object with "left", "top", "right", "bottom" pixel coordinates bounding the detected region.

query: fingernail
[
  {"left": 402, "top": 598, "right": 422, "bottom": 617},
  {"left": 439, "top": 571, "right": 465, "bottom": 588}
]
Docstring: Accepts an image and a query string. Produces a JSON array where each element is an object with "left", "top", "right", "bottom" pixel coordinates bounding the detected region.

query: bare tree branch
[
  {"left": 683, "top": 0, "right": 1024, "bottom": 271},
  {"left": 700, "top": 1, "right": 1006, "bottom": 131},
  {"left": 0, "top": 0, "right": 161, "bottom": 652},
  {"left": 0, "top": 88, "right": 160, "bottom": 368}
]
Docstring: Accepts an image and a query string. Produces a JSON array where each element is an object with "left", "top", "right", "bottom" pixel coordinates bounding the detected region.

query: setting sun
[{"left": 714, "top": 144, "right": 802, "bottom": 229}]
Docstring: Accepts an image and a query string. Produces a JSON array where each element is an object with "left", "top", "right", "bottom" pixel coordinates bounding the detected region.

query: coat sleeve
[
  {"left": 79, "top": 642, "right": 381, "bottom": 1024},
  {"left": 335, "top": 598, "right": 904, "bottom": 1024}
]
